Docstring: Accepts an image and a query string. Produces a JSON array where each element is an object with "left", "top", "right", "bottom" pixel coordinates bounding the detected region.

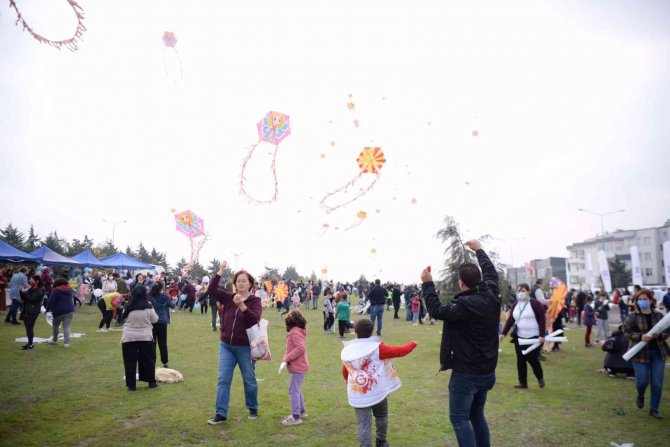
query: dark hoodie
[
  {"left": 208, "top": 274, "right": 262, "bottom": 346},
  {"left": 422, "top": 249, "right": 501, "bottom": 374},
  {"left": 47, "top": 281, "right": 75, "bottom": 316}
]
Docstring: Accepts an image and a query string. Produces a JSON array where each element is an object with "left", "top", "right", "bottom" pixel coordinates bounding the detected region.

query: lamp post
[
  {"left": 577, "top": 208, "right": 625, "bottom": 239},
  {"left": 102, "top": 219, "right": 127, "bottom": 247},
  {"left": 497, "top": 237, "right": 526, "bottom": 287}
]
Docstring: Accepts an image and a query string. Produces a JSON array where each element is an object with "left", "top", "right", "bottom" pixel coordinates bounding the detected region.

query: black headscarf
[{"left": 122, "top": 286, "right": 153, "bottom": 320}]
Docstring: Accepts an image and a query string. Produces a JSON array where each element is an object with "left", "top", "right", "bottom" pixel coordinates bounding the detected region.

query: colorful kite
[
  {"left": 274, "top": 282, "right": 289, "bottom": 302},
  {"left": 543, "top": 282, "right": 568, "bottom": 352},
  {"left": 8, "top": 0, "right": 86, "bottom": 51},
  {"left": 240, "top": 111, "right": 291, "bottom": 204},
  {"left": 320, "top": 147, "right": 386, "bottom": 212},
  {"left": 321, "top": 267, "right": 328, "bottom": 275},
  {"left": 345, "top": 210, "right": 368, "bottom": 231},
  {"left": 173, "top": 210, "right": 208, "bottom": 276},
  {"left": 162, "top": 31, "right": 182, "bottom": 82}
]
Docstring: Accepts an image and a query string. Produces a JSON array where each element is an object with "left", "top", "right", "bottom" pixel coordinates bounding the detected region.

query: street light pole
[
  {"left": 102, "top": 219, "right": 127, "bottom": 247},
  {"left": 577, "top": 208, "right": 625, "bottom": 247}
]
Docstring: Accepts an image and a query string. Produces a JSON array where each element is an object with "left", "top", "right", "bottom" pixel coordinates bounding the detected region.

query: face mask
[
  {"left": 638, "top": 300, "right": 650, "bottom": 309},
  {"left": 517, "top": 291, "right": 529, "bottom": 301}
]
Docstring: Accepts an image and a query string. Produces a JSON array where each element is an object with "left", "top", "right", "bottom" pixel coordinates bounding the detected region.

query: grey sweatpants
[
  {"left": 52, "top": 312, "right": 73, "bottom": 344},
  {"left": 354, "top": 397, "right": 388, "bottom": 447},
  {"left": 595, "top": 319, "right": 609, "bottom": 341}
]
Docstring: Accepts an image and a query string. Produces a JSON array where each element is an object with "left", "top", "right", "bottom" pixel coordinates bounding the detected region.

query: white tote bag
[{"left": 246, "top": 319, "right": 272, "bottom": 361}]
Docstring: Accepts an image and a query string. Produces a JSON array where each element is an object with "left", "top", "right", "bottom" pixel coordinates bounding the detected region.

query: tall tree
[
  {"left": 172, "top": 257, "right": 188, "bottom": 276},
  {"left": 0, "top": 223, "right": 26, "bottom": 249},
  {"left": 263, "top": 266, "right": 280, "bottom": 281},
  {"left": 67, "top": 238, "right": 88, "bottom": 257},
  {"left": 436, "top": 216, "right": 476, "bottom": 293},
  {"left": 609, "top": 255, "right": 632, "bottom": 289},
  {"left": 24, "top": 225, "right": 42, "bottom": 252},
  {"left": 189, "top": 261, "right": 207, "bottom": 280},
  {"left": 136, "top": 242, "right": 151, "bottom": 263},
  {"left": 125, "top": 246, "right": 135, "bottom": 257},
  {"left": 94, "top": 239, "right": 117, "bottom": 258},
  {"left": 283, "top": 265, "right": 300, "bottom": 281},
  {"left": 82, "top": 235, "right": 95, "bottom": 251},
  {"left": 44, "top": 230, "right": 66, "bottom": 255}
]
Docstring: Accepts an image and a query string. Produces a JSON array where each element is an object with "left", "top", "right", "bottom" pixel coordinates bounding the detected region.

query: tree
[
  {"left": 0, "top": 223, "right": 26, "bottom": 250},
  {"left": 609, "top": 255, "right": 631, "bottom": 288},
  {"left": 436, "top": 216, "right": 477, "bottom": 293},
  {"left": 283, "top": 265, "right": 300, "bottom": 281},
  {"left": 136, "top": 242, "right": 151, "bottom": 263},
  {"left": 24, "top": 225, "right": 41, "bottom": 252},
  {"left": 262, "top": 266, "right": 281, "bottom": 282},
  {"left": 310, "top": 271, "right": 317, "bottom": 281},
  {"left": 44, "top": 230, "right": 66, "bottom": 255},
  {"left": 94, "top": 239, "right": 117, "bottom": 258},
  {"left": 172, "top": 257, "right": 188, "bottom": 276},
  {"left": 82, "top": 235, "right": 95, "bottom": 251},
  {"left": 67, "top": 238, "right": 88, "bottom": 257},
  {"left": 125, "top": 246, "right": 135, "bottom": 258},
  {"left": 189, "top": 261, "right": 207, "bottom": 280}
]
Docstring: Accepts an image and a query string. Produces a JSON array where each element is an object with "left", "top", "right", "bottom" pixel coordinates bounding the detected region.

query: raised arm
[{"left": 208, "top": 260, "right": 234, "bottom": 305}]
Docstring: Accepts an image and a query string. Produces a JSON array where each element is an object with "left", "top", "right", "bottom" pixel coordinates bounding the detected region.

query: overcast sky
[{"left": 2, "top": 0, "right": 669, "bottom": 283}]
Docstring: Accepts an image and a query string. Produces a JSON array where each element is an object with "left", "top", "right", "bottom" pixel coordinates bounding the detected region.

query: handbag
[{"left": 246, "top": 319, "right": 272, "bottom": 361}]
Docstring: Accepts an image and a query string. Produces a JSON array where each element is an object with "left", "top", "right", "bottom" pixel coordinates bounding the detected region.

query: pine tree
[
  {"left": 94, "top": 239, "right": 117, "bottom": 258},
  {"left": 173, "top": 257, "right": 188, "bottom": 276},
  {"left": 24, "top": 225, "right": 41, "bottom": 252},
  {"left": 436, "top": 216, "right": 476, "bottom": 293},
  {"left": 44, "top": 230, "right": 66, "bottom": 255},
  {"left": 609, "top": 255, "right": 632, "bottom": 288},
  {"left": 136, "top": 242, "right": 151, "bottom": 263},
  {"left": 283, "top": 265, "right": 300, "bottom": 281},
  {"left": 0, "top": 223, "right": 26, "bottom": 250},
  {"left": 125, "top": 246, "right": 135, "bottom": 257},
  {"left": 68, "top": 238, "right": 87, "bottom": 257},
  {"left": 82, "top": 235, "right": 95, "bottom": 250}
]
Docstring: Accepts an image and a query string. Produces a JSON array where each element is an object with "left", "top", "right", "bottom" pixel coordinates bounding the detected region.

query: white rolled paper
[
  {"left": 517, "top": 336, "right": 567, "bottom": 346},
  {"left": 520, "top": 329, "right": 565, "bottom": 354},
  {"left": 622, "top": 312, "right": 670, "bottom": 361},
  {"left": 521, "top": 343, "right": 542, "bottom": 355}
]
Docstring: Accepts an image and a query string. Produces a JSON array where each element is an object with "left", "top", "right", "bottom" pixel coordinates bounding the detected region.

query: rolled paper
[
  {"left": 521, "top": 342, "right": 542, "bottom": 355},
  {"left": 622, "top": 312, "right": 670, "bottom": 361},
  {"left": 518, "top": 336, "right": 567, "bottom": 346}
]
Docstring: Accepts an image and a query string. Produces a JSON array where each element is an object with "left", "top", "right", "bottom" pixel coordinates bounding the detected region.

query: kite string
[
  {"left": 163, "top": 47, "right": 183, "bottom": 83},
  {"left": 181, "top": 234, "right": 209, "bottom": 276},
  {"left": 319, "top": 175, "right": 379, "bottom": 213},
  {"left": 239, "top": 141, "right": 280, "bottom": 205},
  {"left": 8, "top": 0, "right": 86, "bottom": 51}
]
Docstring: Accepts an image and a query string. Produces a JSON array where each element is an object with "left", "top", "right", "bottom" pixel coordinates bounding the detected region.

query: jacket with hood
[
  {"left": 47, "top": 285, "right": 76, "bottom": 316},
  {"left": 21, "top": 287, "right": 44, "bottom": 316},
  {"left": 422, "top": 249, "right": 501, "bottom": 374},
  {"left": 149, "top": 293, "right": 175, "bottom": 324},
  {"left": 208, "top": 274, "right": 262, "bottom": 346},
  {"left": 283, "top": 326, "right": 309, "bottom": 374}
]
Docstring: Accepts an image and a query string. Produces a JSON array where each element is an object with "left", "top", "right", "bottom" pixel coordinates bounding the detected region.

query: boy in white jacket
[{"left": 341, "top": 319, "right": 417, "bottom": 447}]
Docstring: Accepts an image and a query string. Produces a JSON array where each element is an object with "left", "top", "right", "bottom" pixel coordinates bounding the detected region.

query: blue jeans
[
  {"left": 370, "top": 304, "right": 384, "bottom": 336},
  {"left": 6, "top": 299, "right": 20, "bottom": 323},
  {"left": 216, "top": 342, "right": 258, "bottom": 417},
  {"left": 412, "top": 311, "right": 419, "bottom": 324},
  {"left": 633, "top": 350, "right": 666, "bottom": 411},
  {"left": 449, "top": 371, "right": 496, "bottom": 447}
]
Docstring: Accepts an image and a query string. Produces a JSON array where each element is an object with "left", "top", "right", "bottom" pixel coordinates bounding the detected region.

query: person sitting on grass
[{"left": 341, "top": 319, "right": 417, "bottom": 447}]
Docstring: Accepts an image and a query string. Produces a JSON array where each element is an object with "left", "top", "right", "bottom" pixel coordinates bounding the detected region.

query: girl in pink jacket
[{"left": 282, "top": 310, "right": 309, "bottom": 426}]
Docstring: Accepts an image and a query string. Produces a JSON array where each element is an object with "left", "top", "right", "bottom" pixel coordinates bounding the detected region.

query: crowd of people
[{"left": 2, "top": 242, "right": 670, "bottom": 446}]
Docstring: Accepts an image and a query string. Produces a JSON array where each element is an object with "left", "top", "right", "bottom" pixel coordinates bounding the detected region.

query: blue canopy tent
[
  {"left": 99, "top": 253, "right": 150, "bottom": 270},
  {"left": 0, "top": 240, "right": 41, "bottom": 263},
  {"left": 71, "top": 250, "right": 110, "bottom": 268},
  {"left": 30, "top": 246, "right": 83, "bottom": 267}
]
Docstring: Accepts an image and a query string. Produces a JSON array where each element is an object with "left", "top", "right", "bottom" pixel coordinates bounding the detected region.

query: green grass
[{"left": 1, "top": 302, "right": 669, "bottom": 447}]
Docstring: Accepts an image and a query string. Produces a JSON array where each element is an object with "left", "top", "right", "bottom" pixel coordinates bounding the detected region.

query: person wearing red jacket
[
  {"left": 341, "top": 319, "right": 417, "bottom": 447},
  {"left": 206, "top": 261, "right": 262, "bottom": 425}
]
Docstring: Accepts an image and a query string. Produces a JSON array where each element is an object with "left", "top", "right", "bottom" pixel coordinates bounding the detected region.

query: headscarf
[{"left": 122, "top": 286, "right": 153, "bottom": 320}]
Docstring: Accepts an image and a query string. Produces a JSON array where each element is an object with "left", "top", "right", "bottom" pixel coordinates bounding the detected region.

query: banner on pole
[
  {"left": 630, "top": 246, "right": 643, "bottom": 287},
  {"left": 597, "top": 250, "right": 612, "bottom": 293}
]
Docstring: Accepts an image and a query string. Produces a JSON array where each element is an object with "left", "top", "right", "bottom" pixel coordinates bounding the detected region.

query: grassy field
[{"left": 1, "top": 300, "right": 669, "bottom": 447}]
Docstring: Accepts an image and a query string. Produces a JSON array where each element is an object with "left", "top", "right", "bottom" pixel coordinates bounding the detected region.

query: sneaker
[
  {"left": 149, "top": 381, "right": 158, "bottom": 389},
  {"left": 248, "top": 409, "right": 258, "bottom": 420},
  {"left": 376, "top": 440, "right": 390, "bottom": 447},
  {"left": 47, "top": 339, "right": 58, "bottom": 345},
  {"left": 128, "top": 385, "right": 136, "bottom": 391},
  {"left": 636, "top": 394, "right": 644, "bottom": 409},
  {"left": 207, "top": 414, "right": 227, "bottom": 425},
  {"left": 538, "top": 378, "right": 545, "bottom": 388},
  {"left": 102, "top": 328, "right": 110, "bottom": 333},
  {"left": 514, "top": 384, "right": 528, "bottom": 389},
  {"left": 281, "top": 416, "right": 302, "bottom": 426},
  {"left": 97, "top": 328, "right": 103, "bottom": 333},
  {"left": 300, "top": 412, "right": 308, "bottom": 418},
  {"left": 163, "top": 363, "right": 169, "bottom": 368},
  {"left": 63, "top": 343, "right": 70, "bottom": 348},
  {"left": 21, "top": 344, "right": 34, "bottom": 351},
  {"left": 649, "top": 409, "right": 663, "bottom": 419}
]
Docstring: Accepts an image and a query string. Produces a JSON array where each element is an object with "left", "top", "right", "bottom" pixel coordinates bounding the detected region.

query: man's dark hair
[
  {"left": 375, "top": 279, "right": 380, "bottom": 285},
  {"left": 535, "top": 279, "right": 543, "bottom": 285},
  {"left": 355, "top": 319, "right": 373, "bottom": 338},
  {"left": 458, "top": 263, "right": 481, "bottom": 288}
]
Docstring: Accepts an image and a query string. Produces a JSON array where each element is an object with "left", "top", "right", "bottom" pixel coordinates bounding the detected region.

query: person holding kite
[{"left": 207, "top": 261, "right": 263, "bottom": 425}]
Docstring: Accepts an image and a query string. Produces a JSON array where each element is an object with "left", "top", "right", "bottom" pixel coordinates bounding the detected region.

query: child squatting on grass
[
  {"left": 280, "top": 310, "right": 309, "bottom": 426},
  {"left": 341, "top": 318, "right": 417, "bottom": 447}
]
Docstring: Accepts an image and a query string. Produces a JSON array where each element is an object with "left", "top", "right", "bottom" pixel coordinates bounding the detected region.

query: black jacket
[
  {"left": 368, "top": 285, "right": 387, "bottom": 306},
  {"left": 21, "top": 287, "right": 44, "bottom": 316},
  {"left": 392, "top": 287, "right": 401, "bottom": 305},
  {"left": 423, "top": 249, "right": 501, "bottom": 374},
  {"left": 602, "top": 329, "right": 633, "bottom": 370}
]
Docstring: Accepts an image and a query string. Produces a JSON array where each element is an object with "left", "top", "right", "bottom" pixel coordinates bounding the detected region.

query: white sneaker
[
  {"left": 64, "top": 343, "right": 70, "bottom": 348},
  {"left": 97, "top": 328, "right": 103, "bottom": 332},
  {"left": 102, "top": 328, "right": 110, "bottom": 332},
  {"left": 281, "top": 416, "right": 302, "bottom": 426},
  {"left": 47, "top": 339, "right": 57, "bottom": 345}
]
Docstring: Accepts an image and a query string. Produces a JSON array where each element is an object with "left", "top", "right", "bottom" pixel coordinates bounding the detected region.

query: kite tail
[
  {"left": 163, "top": 47, "right": 183, "bottom": 83},
  {"left": 9, "top": 0, "right": 86, "bottom": 51},
  {"left": 239, "top": 142, "right": 280, "bottom": 204},
  {"left": 319, "top": 175, "right": 378, "bottom": 213},
  {"left": 182, "top": 234, "right": 209, "bottom": 276}
]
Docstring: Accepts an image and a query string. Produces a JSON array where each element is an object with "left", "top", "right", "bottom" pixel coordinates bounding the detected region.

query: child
[
  {"left": 336, "top": 293, "right": 351, "bottom": 339},
  {"left": 584, "top": 296, "right": 596, "bottom": 347},
  {"left": 411, "top": 294, "right": 420, "bottom": 325},
  {"left": 341, "top": 319, "right": 417, "bottom": 447},
  {"left": 281, "top": 310, "right": 309, "bottom": 426}
]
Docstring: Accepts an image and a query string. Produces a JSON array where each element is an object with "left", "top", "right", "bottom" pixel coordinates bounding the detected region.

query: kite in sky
[
  {"left": 239, "top": 111, "right": 291, "bottom": 204},
  {"left": 174, "top": 210, "right": 208, "bottom": 276},
  {"left": 162, "top": 31, "right": 182, "bottom": 82},
  {"left": 320, "top": 147, "right": 386, "bottom": 212},
  {"left": 345, "top": 210, "right": 368, "bottom": 231},
  {"left": 274, "top": 282, "right": 289, "bottom": 302},
  {"left": 8, "top": 0, "right": 86, "bottom": 51}
]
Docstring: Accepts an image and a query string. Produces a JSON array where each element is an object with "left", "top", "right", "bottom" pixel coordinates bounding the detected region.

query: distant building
[
  {"left": 566, "top": 219, "right": 670, "bottom": 288},
  {"left": 506, "top": 257, "right": 566, "bottom": 288}
]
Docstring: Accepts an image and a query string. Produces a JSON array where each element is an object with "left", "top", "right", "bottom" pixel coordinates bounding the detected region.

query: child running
[
  {"left": 336, "top": 292, "right": 351, "bottom": 339},
  {"left": 281, "top": 310, "right": 309, "bottom": 426},
  {"left": 341, "top": 319, "right": 417, "bottom": 447}
]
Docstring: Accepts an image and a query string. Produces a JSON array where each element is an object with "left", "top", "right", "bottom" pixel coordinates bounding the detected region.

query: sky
[{"left": 1, "top": 0, "right": 669, "bottom": 283}]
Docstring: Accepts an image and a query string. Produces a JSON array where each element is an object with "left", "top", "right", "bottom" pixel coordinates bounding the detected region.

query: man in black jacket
[
  {"left": 421, "top": 239, "right": 500, "bottom": 447},
  {"left": 392, "top": 284, "right": 401, "bottom": 319},
  {"left": 368, "top": 279, "right": 388, "bottom": 336}
]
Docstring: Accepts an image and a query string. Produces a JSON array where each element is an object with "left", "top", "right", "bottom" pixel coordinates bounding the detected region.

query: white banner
[
  {"left": 630, "top": 245, "right": 643, "bottom": 287},
  {"left": 664, "top": 241, "right": 670, "bottom": 287},
  {"left": 586, "top": 253, "right": 595, "bottom": 290},
  {"left": 597, "top": 250, "right": 612, "bottom": 293},
  {"left": 565, "top": 258, "right": 571, "bottom": 289}
]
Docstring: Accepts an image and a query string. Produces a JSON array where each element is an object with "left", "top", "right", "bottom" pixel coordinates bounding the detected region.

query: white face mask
[{"left": 517, "top": 291, "right": 529, "bottom": 301}]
